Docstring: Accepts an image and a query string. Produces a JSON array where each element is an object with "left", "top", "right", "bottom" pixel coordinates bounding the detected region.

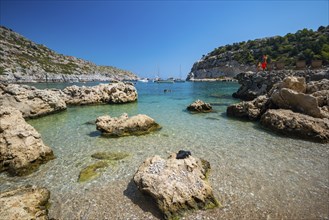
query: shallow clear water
[{"left": 1, "top": 81, "right": 328, "bottom": 219}]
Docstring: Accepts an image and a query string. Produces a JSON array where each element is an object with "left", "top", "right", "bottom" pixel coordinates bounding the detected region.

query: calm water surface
[{"left": 1, "top": 81, "right": 328, "bottom": 219}]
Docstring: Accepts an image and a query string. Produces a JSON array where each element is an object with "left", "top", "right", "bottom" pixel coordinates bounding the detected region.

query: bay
[{"left": 1, "top": 81, "right": 328, "bottom": 219}]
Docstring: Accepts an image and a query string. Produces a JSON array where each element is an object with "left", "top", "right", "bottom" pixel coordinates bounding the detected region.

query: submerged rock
[
  {"left": 78, "top": 151, "right": 130, "bottom": 182},
  {"left": 96, "top": 113, "right": 161, "bottom": 137},
  {"left": 63, "top": 82, "right": 137, "bottom": 105},
  {"left": 0, "top": 186, "right": 50, "bottom": 220},
  {"left": 78, "top": 161, "right": 109, "bottom": 183},
  {"left": 0, "top": 107, "right": 54, "bottom": 176},
  {"left": 260, "top": 109, "right": 329, "bottom": 143},
  {"left": 91, "top": 151, "right": 130, "bottom": 160},
  {"left": 187, "top": 99, "right": 212, "bottom": 113},
  {"left": 133, "top": 154, "right": 219, "bottom": 219},
  {"left": 0, "top": 83, "right": 67, "bottom": 118}
]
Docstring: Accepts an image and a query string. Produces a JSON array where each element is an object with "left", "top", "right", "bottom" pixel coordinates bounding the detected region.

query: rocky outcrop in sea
[
  {"left": 133, "top": 153, "right": 218, "bottom": 219},
  {"left": 96, "top": 113, "right": 161, "bottom": 137},
  {"left": 63, "top": 82, "right": 137, "bottom": 105},
  {"left": 0, "top": 82, "right": 138, "bottom": 118},
  {"left": 0, "top": 186, "right": 50, "bottom": 219},
  {"left": 187, "top": 99, "right": 213, "bottom": 113},
  {"left": 227, "top": 73, "right": 329, "bottom": 143},
  {"left": 0, "top": 107, "right": 54, "bottom": 176}
]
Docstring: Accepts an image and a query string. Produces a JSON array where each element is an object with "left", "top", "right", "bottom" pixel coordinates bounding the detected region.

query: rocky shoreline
[
  {"left": 227, "top": 68, "right": 329, "bottom": 143},
  {"left": 0, "top": 72, "right": 138, "bottom": 83},
  {"left": 0, "top": 81, "right": 140, "bottom": 218}
]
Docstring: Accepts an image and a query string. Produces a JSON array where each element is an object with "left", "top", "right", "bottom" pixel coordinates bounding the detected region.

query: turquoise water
[{"left": 1, "top": 81, "right": 328, "bottom": 219}]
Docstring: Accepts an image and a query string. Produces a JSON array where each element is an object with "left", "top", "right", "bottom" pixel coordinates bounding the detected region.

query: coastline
[{"left": 0, "top": 72, "right": 138, "bottom": 83}]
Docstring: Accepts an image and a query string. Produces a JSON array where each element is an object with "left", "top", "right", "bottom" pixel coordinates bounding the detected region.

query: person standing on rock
[{"left": 261, "top": 55, "right": 268, "bottom": 70}]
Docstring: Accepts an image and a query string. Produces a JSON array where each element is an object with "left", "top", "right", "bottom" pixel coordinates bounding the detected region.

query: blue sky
[{"left": 1, "top": 0, "right": 328, "bottom": 79}]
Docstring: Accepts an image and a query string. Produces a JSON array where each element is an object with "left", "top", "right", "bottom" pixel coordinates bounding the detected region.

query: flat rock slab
[
  {"left": 0, "top": 186, "right": 50, "bottom": 220},
  {"left": 0, "top": 107, "right": 54, "bottom": 176},
  {"left": 96, "top": 113, "right": 161, "bottom": 137},
  {"left": 133, "top": 154, "right": 218, "bottom": 219}
]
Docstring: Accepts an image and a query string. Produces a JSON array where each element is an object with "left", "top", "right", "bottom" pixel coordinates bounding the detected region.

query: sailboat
[
  {"left": 153, "top": 65, "right": 174, "bottom": 83},
  {"left": 174, "top": 65, "right": 185, "bottom": 83}
]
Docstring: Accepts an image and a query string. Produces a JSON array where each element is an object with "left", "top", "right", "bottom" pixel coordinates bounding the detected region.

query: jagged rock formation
[
  {"left": 227, "top": 75, "right": 329, "bottom": 142},
  {"left": 186, "top": 99, "right": 213, "bottom": 113},
  {"left": 232, "top": 69, "right": 329, "bottom": 101},
  {"left": 0, "top": 186, "right": 50, "bottom": 219},
  {"left": 63, "top": 82, "right": 138, "bottom": 105},
  {"left": 96, "top": 113, "right": 161, "bottom": 137},
  {"left": 133, "top": 153, "right": 218, "bottom": 219},
  {"left": 227, "top": 95, "right": 269, "bottom": 120},
  {"left": 269, "top": 77, "right": 329, "bottom": 118},
  {"left": 0, "top": 107, "right": 54, "bottom": 176},
  {"left": 0, "top": 26, "right": 138, "bottom": 82},
  {"left": 0, "top": 83, "right": 67, "bottom": 118}
]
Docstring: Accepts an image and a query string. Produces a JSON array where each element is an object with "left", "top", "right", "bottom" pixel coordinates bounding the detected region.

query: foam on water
[{"left": 1, "top": 81, "right": 328, "bottom": 219}]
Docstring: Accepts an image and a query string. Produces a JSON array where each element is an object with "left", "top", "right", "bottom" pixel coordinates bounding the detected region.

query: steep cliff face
[
  {"left": 0, "top": 26, "right": 138, "bottom": 82},
  {"left": 187, "top": 54, "right": 256, "bottom": 80}
]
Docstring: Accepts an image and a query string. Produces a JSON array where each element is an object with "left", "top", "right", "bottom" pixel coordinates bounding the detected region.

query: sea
[{"left": 0, "top": 81, "right": 328, "bottom": 219}]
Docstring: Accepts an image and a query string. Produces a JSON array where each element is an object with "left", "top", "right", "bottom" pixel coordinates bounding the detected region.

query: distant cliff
[
  {"left": 187, "top": 26, "right": 329, "bottom": 80},
  {"left": 0, "top": 26, "right": 138, "bottom": 82}
]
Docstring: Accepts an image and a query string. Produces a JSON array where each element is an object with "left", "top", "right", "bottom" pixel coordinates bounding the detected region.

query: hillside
[
  {"left": 0, "top": 26, "right": 138, "bottom": 82},
  {"left": 187, "top": 25, "right": 329, "bottom": 80}
]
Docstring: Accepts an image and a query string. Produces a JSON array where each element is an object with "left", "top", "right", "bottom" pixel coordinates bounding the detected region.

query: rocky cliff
[
  {"left": 187, "top": 26, "right": 329, "bottom": 80},
  {"left": 0, "top": 26, "right": 138, "bottom": 82}
]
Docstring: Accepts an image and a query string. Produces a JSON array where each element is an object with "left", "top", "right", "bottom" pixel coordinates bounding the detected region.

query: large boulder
[
  {"left": 63, "top": 82, "right": 137, "bottom": 105},
  {"left": 186, "top": 99, "right": 212, "bottom": 113},
  {"left": 227, "top": 95, "right": 269, "bottom": 120},
  {"left": 0, "top": 107, "right": 54, "bottom": 176},
  {"left": 133, "top": 153, "right": 218, "bottom": 219},
  {"left": 270, "top": 77, "right": 329, "bottom": 118},
  {"left": 0, "top": 83, "right": 67, "bottom": 118},
  {"left": 96, "top": 113, "right": 161, "bottom": 137},
  {"left": 271, "top": 88, "right": 329, "bottom": 118},
  {"left": 260, "top": 109, "right": 329, "bottom": 143},
  {"left": 0, "top": 186, "right": 50, "bottom": 220},
  {"left": 275, "top": 76, "right": 306, "bottom": 93}
]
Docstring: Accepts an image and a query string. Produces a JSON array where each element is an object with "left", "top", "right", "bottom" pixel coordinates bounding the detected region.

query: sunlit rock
[
  {"left": 96, "top": 113, "right": 161, "bottom": 137},
  {"left": 133, "top": 153, "right": 219, "bottom": 219},
  {"left": 0, "top": 186, "right": 50, "bottom": 220},
  {"left": 0, "top": 107, "right": 54, "bottom": 176}
]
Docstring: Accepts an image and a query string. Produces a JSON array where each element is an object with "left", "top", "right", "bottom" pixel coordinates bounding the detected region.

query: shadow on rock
[{"left": 123, "top": 179, "right": 163, "bottom": 219}]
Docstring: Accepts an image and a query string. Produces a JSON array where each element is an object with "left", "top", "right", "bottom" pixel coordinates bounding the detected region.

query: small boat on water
[
  {"left": 174, "top": 78, "right": 185, "bottom": 83},
  {"left": 138, "top": 78, "right": 149, "bottom": 83},
  {"left": 154, "top": 78, "right": 174, "bottom": 83}
]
